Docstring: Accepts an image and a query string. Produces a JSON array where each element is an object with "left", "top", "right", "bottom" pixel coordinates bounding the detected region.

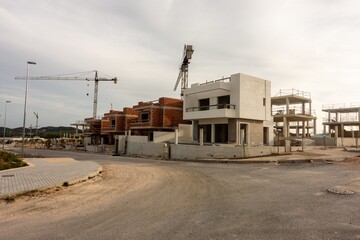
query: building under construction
[
  {"left": 322, "top": 103, "right": 360, "bottom": 147},
  {"left": 271, "top": 89, "right": 317, "bottom": 151}
]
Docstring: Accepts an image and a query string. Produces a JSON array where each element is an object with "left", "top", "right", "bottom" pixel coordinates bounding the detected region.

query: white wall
[
  {"left": 127, "top": 142, "right": 168, "bottom": 159},
  {"left": 231, "top": 73, "right": 271, "bottom": 121},
  {"left": 183, "top": 73, "right": 272, "bottom": 123},
  {"left": 170, "top": 144, "right": 272, "bottom": 159}
]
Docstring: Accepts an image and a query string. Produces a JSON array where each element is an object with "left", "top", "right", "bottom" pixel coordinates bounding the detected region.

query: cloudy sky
[{"left": 1, "top": 0, "right": 360, "bottom": 129}]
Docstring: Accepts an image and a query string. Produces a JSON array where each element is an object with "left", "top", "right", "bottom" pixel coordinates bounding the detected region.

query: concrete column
[
  {"left": 283, "top": 117, "right": 288, "bottom": 138},
  {"left": 175, "top": 129, "right": 179, "bottom": 145},
  {"left": 328, "top": 112, "right": 331, "bottom": 122},
  {"left": 336, "top": 113, "right": 339, "bottom": 122},
  {"left": 296, "top": 121, "right": 299, "bottom": 137},
  {"left": 302, "top": 102, "right": 305, "bottom": 115},
  {"left": 128, "top": 129, "right": 132, "bottom": 136},
  {"left": 309, "top": 101, "right": 312, "bottom": 115},
  {"left": 314, "top": 119, "right": 317, "bottom": 135},
  {"left": 199, "top": 128, "right": 204, "bottom": 146},
  {"left": 302, "top": 121, "right": 305, "bottom": 137},
  {"left": 323, "top": 124, "right": 326, "bottom": 135},
  {"left": 306, "top": 121, "right": 310, "bottom": 136},
  {"left": 335, "top": 125, "right": 339, "bottom": 137},
  {"left": 193, "top": 121, "right": 199, "bottom": 141},
  {"left": 211, "top": 124, "right": 215, "bottom": 143},
  {"left": 341, "top": 123, "right": 344, "bottom": 138},
  {"left": 286, "top": 98, "right": 289, "bottom": 114}
]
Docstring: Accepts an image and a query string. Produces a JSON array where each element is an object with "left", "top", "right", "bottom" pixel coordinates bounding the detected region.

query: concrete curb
[{"left": 170, "top": 158, "right": 336, "bottom": 164}]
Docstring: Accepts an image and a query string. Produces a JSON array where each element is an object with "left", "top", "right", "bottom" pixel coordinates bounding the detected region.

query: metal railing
[
  {"left": 199, "top": 77, "right": 231, "bottom": 86},
  {"left": 186, "top": 104, "right": 235, "bottom": 112},
  {"left": 322, "top": 102, "right": 360, "bottom": 110},
  {"left": 272, "top": 106, "right": 316, "bottom": 116},
  {"left": 274, "top": 89, "right": 311, "bottom": 99},
  {"left": 323, "top": 114, "right": 359, "bottom": 123}
]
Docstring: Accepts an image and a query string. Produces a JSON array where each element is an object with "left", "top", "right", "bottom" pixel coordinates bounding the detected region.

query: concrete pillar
[
  {"left": 341, "top": 123, "right": 344, "bottom": 138},
  {"left": 240, "top": 129, "right": 245, "bottom": 145},
  {"left": 193, "top": 121, "right": 199, "bottom": 141},
  {"left": 309, "top": 101, "right": 312, "bottom": 116},
  {"left": 128, "top": 129, "right": 132, "bottom": 136},
  {"left": 314, "top": 119, "right": 317, "bottom": 135},
  {"left": 323, "top": 124, "right": 326, "bottom": 135},
  {"left": 296, "top": 121, "right": 299, "bottom": 137},
  {"left": 175, "top": 129, "right": 179, "bottom": 145},
  {"left": 302, "top": 121, "right": 305, "bottom": 137},
  {"left": 328, "top": 112, "right": 331, "bottom": 122},
  {"left": 286, "top": 98, "right": 289, "bottom": 114},
  {"left": 211, "top": 124, "right": 215, "bottom": 143},
  {"left": 335, "top": 125, "right": 339, "bottom": 137},
  {"left": 336, "top": 113, "right": 339, "bottom": 122},
  {"left": 199, "top": 128, "right": 204, "bottom": 146},
  {"left": 283, "top": 117, "right": 288, "bottom": 138},
  {"left": 302, "top": 102, "right": 305, "bottom": 115},
  {"left": 306, "top": 121, "right": 310, "bottom": 136}
]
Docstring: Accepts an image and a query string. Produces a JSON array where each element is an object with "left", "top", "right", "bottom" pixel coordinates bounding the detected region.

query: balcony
[
  {"left": 184, "top": 104, "right": 236, "bottom": 120},
  {"left": 186, "top": 104, "right": 235, "bottom": 112}
]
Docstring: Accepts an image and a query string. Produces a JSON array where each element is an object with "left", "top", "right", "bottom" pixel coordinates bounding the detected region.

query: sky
[{"left": 1, "top": 0, "right": 360, "bottom": 129}]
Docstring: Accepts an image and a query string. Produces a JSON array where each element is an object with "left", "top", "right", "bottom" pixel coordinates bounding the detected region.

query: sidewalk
[{"left": 0, "top": 158, "right": 102, "bottom": 198}]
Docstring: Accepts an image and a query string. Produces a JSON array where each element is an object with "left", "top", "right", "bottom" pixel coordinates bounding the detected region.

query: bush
[{"left": 0, "top": 151, "right": 27, "bottom": 170}]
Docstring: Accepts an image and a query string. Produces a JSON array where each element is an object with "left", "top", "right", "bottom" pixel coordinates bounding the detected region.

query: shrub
[{"left": 0, "top": 151, "right": 27, "bottom": 170}]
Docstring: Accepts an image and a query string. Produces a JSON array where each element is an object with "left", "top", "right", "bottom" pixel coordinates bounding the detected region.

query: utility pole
[
  {"left": 33, "top": 112, "right": 39, "bottom": 137},
  {"left": 2, "top": 101, "right": 11, "bottom": 150}
]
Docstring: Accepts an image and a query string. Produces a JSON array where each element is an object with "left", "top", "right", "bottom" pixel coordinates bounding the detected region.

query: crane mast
[
  {"left": 15, "top": 70, "right": 117, "bottom": 119},
  {"left": 174, "top": 44, "right": 194, "bottom": 97}
]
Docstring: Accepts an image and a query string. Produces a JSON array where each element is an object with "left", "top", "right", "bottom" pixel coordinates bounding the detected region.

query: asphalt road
[{"left": 1, "top": 148, "right": 360, "bottom": 240}]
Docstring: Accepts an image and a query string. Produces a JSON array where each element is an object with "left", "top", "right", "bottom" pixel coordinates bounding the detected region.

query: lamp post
[
  {"left": 33, "top": 112, "right": 39, "bottom": 137},
  {"left": 2, "top": 100, "right": 11, "bottom": 150},
  {"left": 21, "top": 61, "right": 36, "bottom": 154}
]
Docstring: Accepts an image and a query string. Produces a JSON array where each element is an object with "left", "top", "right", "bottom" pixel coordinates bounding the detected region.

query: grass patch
[{"left": 0, "top": 151, "right": 27, "bottom": 170}]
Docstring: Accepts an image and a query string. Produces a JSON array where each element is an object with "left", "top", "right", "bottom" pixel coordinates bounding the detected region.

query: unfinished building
[
  {"left": 271, "top": 89, "right": 317, "bottom": 151},
  {"left": 183, "top": 73, "right": 273, "bottom": 146},
  {"left": 101, "top": 108, "right": 139, "bottom": 144},
  {"left": 322, "top": 103, "right": 360, "bottom": 147},
  {"left": 129, "top": 97, "right": 190, "bottom": 140}
]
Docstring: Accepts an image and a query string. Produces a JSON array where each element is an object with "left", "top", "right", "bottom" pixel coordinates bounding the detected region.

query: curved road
[{"left": 1, "top": 148, "right": 360, "bottom": 240}]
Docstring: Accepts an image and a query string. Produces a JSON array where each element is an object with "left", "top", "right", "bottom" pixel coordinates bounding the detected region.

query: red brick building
[
  {"left": 130, "top": 97, "right": 189, "bottom": 139},
  {"left": 101, "top": 108, "right": 139, "bottom": 144}
]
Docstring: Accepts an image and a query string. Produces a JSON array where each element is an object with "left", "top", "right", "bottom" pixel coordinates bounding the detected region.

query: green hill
[{"left": 0, "top": 126, "right": 81, "bottom": 138}]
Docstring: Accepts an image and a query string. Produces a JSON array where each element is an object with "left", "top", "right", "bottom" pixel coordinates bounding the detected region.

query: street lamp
[
  {"left": 33, "top": 112, "right": 39, "bottom": 137},
  {"left": 21, "top": 61, "right": 36, "bottom": 154},
  {"left": 2, "top": 100, "right": 11, "bottom": 150}
]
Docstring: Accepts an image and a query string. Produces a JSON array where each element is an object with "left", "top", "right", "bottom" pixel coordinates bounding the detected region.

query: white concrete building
[{"left": 183, "top": 73, "right": 273, "bottom": 146}]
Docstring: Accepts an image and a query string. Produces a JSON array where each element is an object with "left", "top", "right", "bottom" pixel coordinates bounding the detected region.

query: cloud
[{"left": 1, "top": 0, "right": 360, "bottom": 129}]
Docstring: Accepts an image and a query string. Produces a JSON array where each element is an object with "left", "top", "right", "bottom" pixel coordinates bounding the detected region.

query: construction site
[{"left": 12, "top": 44, "right": 359, "bottom": 159}]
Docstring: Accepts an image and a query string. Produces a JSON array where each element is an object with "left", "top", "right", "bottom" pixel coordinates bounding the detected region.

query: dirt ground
[{"left": 1, "top": 149, "right": 360, "bottom": 240}]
